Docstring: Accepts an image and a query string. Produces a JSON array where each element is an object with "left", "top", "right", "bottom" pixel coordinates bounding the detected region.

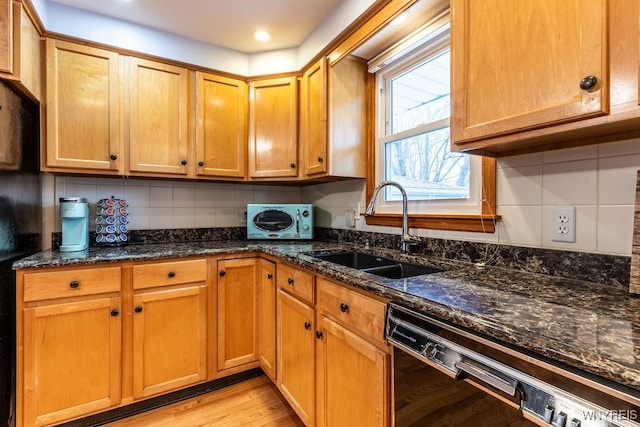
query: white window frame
[{"left": 372, "top": 18, "right": 484, "bottom": 216}]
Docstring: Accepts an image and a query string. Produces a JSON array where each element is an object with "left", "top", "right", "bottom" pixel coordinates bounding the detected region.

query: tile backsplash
[
  {"left": 43, "top": 176, "right": 302, "bottom": 247},
  {"left": 42, "top": 138, "right": 640, "bottom": 256},
  {"left": 303, "top": 139, "right": 640, "bottom": 257}
]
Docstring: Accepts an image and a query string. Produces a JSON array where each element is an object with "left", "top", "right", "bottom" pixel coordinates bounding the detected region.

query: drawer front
[
  {"left": 133, "top": 259, "right": 207, "bottom": 290},
  {"left": 277, "top": 263, "right": 314, "bottom": 303},
  {"left": 23, "top": 266, "right": 122, "bottom": 302},
  {"left": 317, "top": 278, "right": 387, "bottom": 345}
]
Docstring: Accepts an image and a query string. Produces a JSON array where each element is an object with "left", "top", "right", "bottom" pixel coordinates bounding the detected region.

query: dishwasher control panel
[{"left": 385, "top": 303, "right": 640, "bottom": 427}]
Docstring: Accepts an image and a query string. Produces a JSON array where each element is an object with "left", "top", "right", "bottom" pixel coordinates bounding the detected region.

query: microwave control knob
[
  {"left": 303, "top": 225, "right": 310, "bottom": 230},
  {"left": 543, "top": 406, "right": 554, "bottom": 423},
  {"left": 569, "top": 419, "right": 581, "bottom": 427},
  {"left": 302, "top": 210, "right": 310, "bottom": 217}
]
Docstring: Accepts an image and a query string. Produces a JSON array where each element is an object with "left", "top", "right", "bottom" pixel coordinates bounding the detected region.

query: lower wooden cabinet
[
  {"left": 22, "top": 296, "right": 122, "bottom": 427},
  {"left": 277, "top": 289, "right": 316, "bottom": 425},
  {"left": 216, "top": 257, "right": 259, "bottom": 373},
  {"left": 257, "top": 258, "right": 277, "bottom": 380},
  {"left": 316, "top": 315, "right": 390, "bottom": 426},
  {"left": 132, "top": 285, "right": 207, "bottom": 399}
]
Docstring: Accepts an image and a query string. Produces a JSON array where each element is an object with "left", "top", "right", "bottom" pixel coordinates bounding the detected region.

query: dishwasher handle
[{"left": 455, "top": 358, "right": 519, "bottom": 397}]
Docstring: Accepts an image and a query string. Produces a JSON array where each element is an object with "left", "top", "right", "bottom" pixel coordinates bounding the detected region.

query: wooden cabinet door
[
  {"left": 23, "top": 297, "right": 121, "bottom": 427},
  {"left": 257, "top": 258, "right": 277, "bottom": 380},
  {"left": 132, "top": 285, "right": 207, "bottom": 399},
  {"left": 451, "top": 0, "right": 608, "bottom": 145},
  {"left": 45, "top": 39, "right": 122, "bottom": 172},
  {"left": 248, "top": 76, "right": 298, "bottom": 179},
  {"left": 277, "top": 289, "right": 315, "bottom": 425},
  {"left": 217, "top": 258, "right": 258, "bottom": 371},
  {"left": 316, "top": 315, "right": 390, "bottom": 427},
  {"left": 195, "top": 72, "right": 247, "bottom": 179},
  {"left": 0, "top": 0, "right": 16, "bottom": 75},
  {"left": 300, "top": 58, "right": 327, "bottom": 176},
  {"left": 128, "top": 57, "right": 190, "bottom": 176}
]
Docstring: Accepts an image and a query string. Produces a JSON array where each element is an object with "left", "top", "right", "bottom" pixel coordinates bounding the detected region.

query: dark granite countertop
[{"left": 13, "top": 241, "right": 640, "bottom": 397}]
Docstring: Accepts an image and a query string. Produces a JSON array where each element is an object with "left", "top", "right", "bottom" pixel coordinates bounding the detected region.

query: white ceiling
[{"left": 47, "top": 0, "right": 346, "bottom": 53}]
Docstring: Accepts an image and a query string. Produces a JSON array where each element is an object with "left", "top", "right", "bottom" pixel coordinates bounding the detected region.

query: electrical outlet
[{"left": 551, "top": 206, "right": 576, "bottom": 243}]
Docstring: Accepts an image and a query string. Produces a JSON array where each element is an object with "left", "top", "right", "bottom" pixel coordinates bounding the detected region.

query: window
[{"left": 364, "top": 10, "right": 497, "bottom": 232}]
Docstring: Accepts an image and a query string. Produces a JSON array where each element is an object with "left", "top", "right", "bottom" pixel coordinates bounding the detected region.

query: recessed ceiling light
[
  {"left": 253, "top": 30, "right": 271, "bottom": 42},
  {"left": 390, "top": 12, "right": 408, "bottom": 26}
]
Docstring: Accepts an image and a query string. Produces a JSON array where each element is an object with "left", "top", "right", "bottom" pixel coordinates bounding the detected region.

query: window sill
[{"left": 363, "top": 213, "right": 500, "bottom": 233}]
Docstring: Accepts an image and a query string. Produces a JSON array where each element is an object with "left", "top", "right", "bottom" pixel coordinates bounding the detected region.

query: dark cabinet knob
[
  {"left": 287, "top": 277, "right": 294, "bottom": 285},
  {"left": 181, "top": 159, "right": 187, "bottom": 166},
  {"left": 198, "top": 161, "right": 204, "bottom": 167},
  {"left": 69, "top": 280, "right": 80, "bottom": 289},
  {"left": 304, "top": 321, "right": 311, "bottom": 330},
  {"left": 315, "top": 330, "right": 323, "bottom": 339},
  {"left": 317, "top": 156, "right": 323, "bottom": 163},
  {"left": 219, "top": 270, "right": 226, "bottom": 277},
  {"left": 579, "top": 75, "right": 598, "bottom": 91},
  {"left": 134, "top": 305, "right": 143, "bottom": 313},
  {"left": 290, "top": 162, "right": 296, "bottom": 169},
  {"left": 109, "top": 153, "right": 118, "bottom": 161},
  {"left": 110, "top": 309, "right": 119, "bottom": 317},
  {"left": 340, "top": 303, "right": 349, "bottom": 313},
  {"left": 267, "top": 273, "right": 273, "bottom": 280},
  {"left": 168, "top": 271, "right": 176, "bottom": 278}
]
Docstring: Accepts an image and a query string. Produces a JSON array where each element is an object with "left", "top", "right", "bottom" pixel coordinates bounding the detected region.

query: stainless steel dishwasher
[{"left": 386, "top": 303, "right": 640, "bottom": 427}]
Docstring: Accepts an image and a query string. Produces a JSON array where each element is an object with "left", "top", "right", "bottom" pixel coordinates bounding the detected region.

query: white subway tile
[
  {"left": 126, "top": 207, "right": 150, "bottom": 230},
  {"left": 216, "top": 188, "right": 237, "bottom": 207},
  {"left": 173, "top": 208, "right": 195, "bottom": 228},
  {"left": 149, "top": 187, "right": 173, "bottom": 208},
  {"left": 216, "top": 207, "right": 239, "bottom": 227},
  {"left": 497, "top": 165, "right": 542, "bottom": 206},
  {"left": 195, "top": 188, "right": 217, "bottom": 208},
  {"left": 148, "top": 208, "right": 173, "bottom": 229},
  {"left": 195, "top": 208, "right": 216, "bottom": 228},
  {"left": 173, "top": 186, "right": 196, "bottom": 208},
  {"left": 597, "top": 205, "right": 634, "bottom": 255},
  {"left": 123, "top": 186, "right": 150, "bottom": 208},
  {"left": 597, "top": 154, "right": 640, "bottom": 205},
  {"left": 496, "top": 205, "right": 542, "bottom": 247},
  {"left": 542, "top": 160, "right": 598, "bottom": 205},
  {"left": 497, "top": 152, "right": 542, "bottom": 169}
]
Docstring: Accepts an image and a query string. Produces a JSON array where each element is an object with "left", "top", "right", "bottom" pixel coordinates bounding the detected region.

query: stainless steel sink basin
[{"left": 311, "top": 252, "right": 443, "bottom": 279}]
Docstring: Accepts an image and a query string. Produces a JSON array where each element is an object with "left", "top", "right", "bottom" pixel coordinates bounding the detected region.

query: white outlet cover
[{"left": 551, "top": 206, "right": 576, "bottom": 243}]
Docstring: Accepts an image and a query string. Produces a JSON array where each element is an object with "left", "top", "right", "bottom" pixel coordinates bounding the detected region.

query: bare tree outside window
[{"left": 382, "top": 49, "right": 470, "bottom": 202}]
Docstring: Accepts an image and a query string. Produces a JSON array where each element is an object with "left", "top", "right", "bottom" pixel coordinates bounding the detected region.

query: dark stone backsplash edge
[
  {"left": 314, "top": 228, "right": 631, "bottom": 288},
  {"left": 52, "top": 226, "right": 631, "bottom": 287}
]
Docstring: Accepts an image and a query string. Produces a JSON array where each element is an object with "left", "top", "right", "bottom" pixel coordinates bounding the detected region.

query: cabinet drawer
[
  {"left": 317, "top": 278, "right": 387, "bottom": 345},
  {"left": 23, "top": 266, "right": 122, "bottom": 302},
  {"left": 277, "top": 263, "right": 314, "bottom": 303},
  {"left": 133, "top": 259, "right": 207, "bottom": 290}
]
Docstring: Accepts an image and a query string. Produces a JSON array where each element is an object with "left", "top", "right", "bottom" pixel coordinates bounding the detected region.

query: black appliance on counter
[{"left": 0, "top": 80, "right": 42, "bottom": 427}]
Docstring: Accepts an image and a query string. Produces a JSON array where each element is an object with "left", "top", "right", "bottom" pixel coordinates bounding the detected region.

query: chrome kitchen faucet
[{"left": 365, "top": 181, "right": 419, "bottom": 254}]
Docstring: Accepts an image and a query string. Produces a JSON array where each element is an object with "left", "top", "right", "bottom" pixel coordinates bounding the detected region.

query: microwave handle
[{"left": 296, "top": 209, "right": 300, "bottom": 234}]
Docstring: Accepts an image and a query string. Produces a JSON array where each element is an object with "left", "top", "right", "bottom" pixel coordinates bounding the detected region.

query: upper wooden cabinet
[
  {"left": 44, "top": 39, "right": 123, "bottom": 173},
  {"left": 451, "top": 0, "right": 640, "bottom": 156},
  {"left": 0, "top": 0, "right": 42, "bottom": 100},
  {"left": 248, "top": 76, "right": 299, "bottom": 179},
  {"left": 127, "top": 57, "right": 191, "bottom": 176},
  {"left": 300, "top": 56, "right": 367, "bottom": 178},
  {"left": 195, "top": 72, "right": 247, "bottom": 179}
]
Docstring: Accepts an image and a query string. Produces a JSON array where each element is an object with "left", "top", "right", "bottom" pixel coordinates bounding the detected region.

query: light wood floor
[{"left": 105, "top": 376, "right": 304, "bottom": 427}]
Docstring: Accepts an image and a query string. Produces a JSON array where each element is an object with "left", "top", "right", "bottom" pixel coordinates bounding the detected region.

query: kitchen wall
[
  {"left": 43, "top": 137, "right": 640, "bottom": 256},
  {"left": 43, "top": 175, "right": 303, "bottom": 248},
  {"left": 303, "top": 139, "right": 640, "bottom": 257}
]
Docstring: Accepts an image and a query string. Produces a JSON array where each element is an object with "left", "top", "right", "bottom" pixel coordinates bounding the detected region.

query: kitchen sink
[{"left": 310, "top": 252, "right": 443, "bottom": 279}]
